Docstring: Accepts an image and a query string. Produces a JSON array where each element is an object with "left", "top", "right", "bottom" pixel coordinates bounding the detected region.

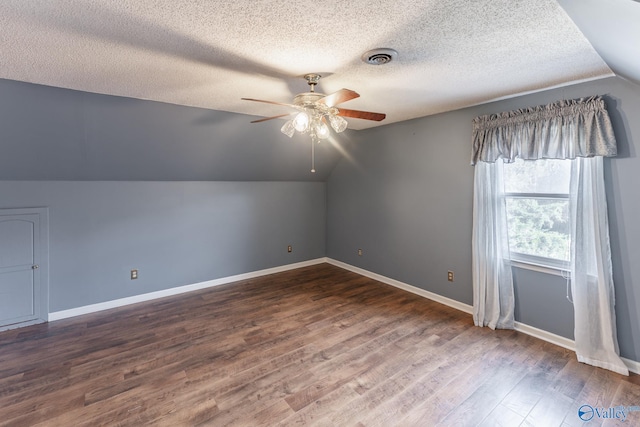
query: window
[{"left": 503, "top": 158, "right": 571, "bottom": 270}]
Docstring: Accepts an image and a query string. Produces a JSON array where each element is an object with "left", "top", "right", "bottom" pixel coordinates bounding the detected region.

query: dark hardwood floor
[{"left": 0, "top": 263, "right": 638, "bottom": 426}]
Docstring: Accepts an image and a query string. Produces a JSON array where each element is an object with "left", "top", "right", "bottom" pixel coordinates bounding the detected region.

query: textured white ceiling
[{"left": 0, "top": 0, "right": 613, "bottom": 130}]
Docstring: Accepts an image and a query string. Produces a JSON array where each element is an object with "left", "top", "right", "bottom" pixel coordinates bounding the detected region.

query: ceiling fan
[{"left": 241, "top": 74, "right": 386, "bottom": 172}]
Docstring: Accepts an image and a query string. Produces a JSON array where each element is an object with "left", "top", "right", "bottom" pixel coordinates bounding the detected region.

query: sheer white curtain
[
  {"left": 570, "top": 157, "right": 628, "bottom": 375},
  {"left": 472, "top": 161, "right": 514, "bottom": 329},
  {"left": 471, "top": 96, "right": 628, "bottom": 375}
]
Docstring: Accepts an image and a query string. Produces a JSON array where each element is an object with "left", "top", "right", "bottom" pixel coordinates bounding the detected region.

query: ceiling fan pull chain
[{"left": 310, "top": 138, "right": 316, "bottom": 173}]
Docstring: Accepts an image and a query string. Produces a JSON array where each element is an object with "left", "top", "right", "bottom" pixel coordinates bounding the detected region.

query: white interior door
[{"left": 0, "top": 208, "right": 48, "bottom": 329}]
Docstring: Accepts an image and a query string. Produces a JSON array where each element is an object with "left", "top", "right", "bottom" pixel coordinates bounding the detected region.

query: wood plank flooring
[{"left": 0, "top": 263, "right": 638, "bottom": 426}]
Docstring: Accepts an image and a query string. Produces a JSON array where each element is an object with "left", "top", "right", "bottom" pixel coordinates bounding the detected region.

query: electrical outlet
[
  {"left": 358, "top": 248, "right": 363, "bottom": 256},
  {"left": 131, "top": 269, "right": 138, "bottom": 280},
  {"left": 447, "top": 271, "right": 454, "bottom": 282},
  {"left": 287, "top": 245, "right": 292, "bottom": 253}
]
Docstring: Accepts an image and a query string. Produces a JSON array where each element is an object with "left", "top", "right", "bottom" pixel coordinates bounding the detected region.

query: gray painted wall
[
  {"left": 0, "top": 79, "right": 344, "bottom": 181},
  {"left": 327, "top": 76, "right": 640, "bottom": 364},
  {"left": 0, "top": 78, "right": 329, "bottom": 313},
  {"left": 0, "top": 181, "right": 326, "bottom": 312}
]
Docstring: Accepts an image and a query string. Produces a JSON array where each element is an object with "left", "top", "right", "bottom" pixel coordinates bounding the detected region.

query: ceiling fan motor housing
[{"left": 294, "top": 92, "right": 325, "bottom": 107}]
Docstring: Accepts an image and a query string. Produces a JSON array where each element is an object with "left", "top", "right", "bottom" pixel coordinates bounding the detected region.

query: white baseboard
[
  {"left": 512, "top": 322, "right": 639, "bottom": 375},
  {"left": 326, "top": 258, "right": 474, "bottom": 315},
  {"left": 513, "top": 321, "right": 575, "bottom": 351},
  {"left": 47, "top": 256, "right": 639, "bottom": 375},
  {"left": 49, "top": 258, "right": 328, "bottom": 321},
  {"left": 326, "top": 258, "right": 639, "bottom": 375}
]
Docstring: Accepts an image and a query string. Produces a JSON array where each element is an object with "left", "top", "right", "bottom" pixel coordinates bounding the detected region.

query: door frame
[{"left": 0, "top": 207, "right": 49, "bottom": 331}]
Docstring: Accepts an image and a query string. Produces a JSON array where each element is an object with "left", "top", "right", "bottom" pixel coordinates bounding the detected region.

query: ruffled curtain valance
[{"left": 471, "top": 96, "right": 617, "bottom": 165}]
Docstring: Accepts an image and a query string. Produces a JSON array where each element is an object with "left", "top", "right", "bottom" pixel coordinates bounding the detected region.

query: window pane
[
  {"left": 503, "top": 158, "right": 571, "bottom": 194},
  {"left": 506, "top": 198, "right": 570, "bottom": 261}
]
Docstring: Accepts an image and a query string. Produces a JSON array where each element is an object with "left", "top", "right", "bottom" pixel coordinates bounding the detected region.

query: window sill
[{"left": 510, "top": 259, "right": 569, "bottom": 277}]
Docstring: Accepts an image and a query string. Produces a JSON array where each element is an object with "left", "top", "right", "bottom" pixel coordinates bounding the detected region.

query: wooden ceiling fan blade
[
  {"left": 318, "top": 89, "right": 360, "bottom": 107},
  {"left": 241, "top": 98, "right": 297, "bottom": 108},
  {"left": 337, "top": 108, "right": 386, "bottom": 121},
  {"left": 250, "top": 114, "right": 291, "bottom": 123}
]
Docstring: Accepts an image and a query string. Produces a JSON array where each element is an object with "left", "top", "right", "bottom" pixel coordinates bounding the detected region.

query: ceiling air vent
[{"left": 361, "top": 48, "right": 398, "bottom": 65}]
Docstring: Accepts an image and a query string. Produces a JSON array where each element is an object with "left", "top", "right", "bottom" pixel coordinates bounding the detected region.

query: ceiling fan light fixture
[
  {"left": 244, "top": 74, "right": 386, "bottom": 172},
  {"left": 328, "top": 114, "right": 348, "bottom": 133},
  {"left": 281, "top": 120, "right": 296, "bottom": 138},
  {"left": 315, "top": 121, "right": 330, "bottom": 140},
  {"left": 293, "top": 112, "right": 310, "bottom": 132}
]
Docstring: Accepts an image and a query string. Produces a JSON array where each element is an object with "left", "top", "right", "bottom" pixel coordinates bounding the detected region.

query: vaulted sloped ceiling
[{"left": 558, "top": 0, "right": 640, "bottom": 86}]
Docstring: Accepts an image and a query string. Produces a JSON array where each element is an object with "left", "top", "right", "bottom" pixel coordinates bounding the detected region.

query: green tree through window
[{"left": 503, "top": 159, "right": 571, "bottom": 267}]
